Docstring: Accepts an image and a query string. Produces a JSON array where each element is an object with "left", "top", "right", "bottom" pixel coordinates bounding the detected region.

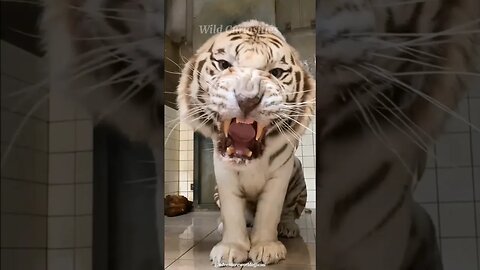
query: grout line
[
  {"left": 1, "top": 106, "right": 48, "bottom": 122},
  {"left": 439, "top": 236, "right": 479, "bottom": 239},
  {"left": 433, "top": 145, "right": 443, "bottom": 251},
  {"left": 0, "top": 247, "right": 47, "bottom": 250},
  {"left": 420, "top": 200, "right": 480, "bottom": 204},
  {"left": 1, "top": 212, "right": 47, "bottom": 217},
  {"left": 0, "top": 141, "right": 49, "bottom": 153},
  {"left": 165, "top": 227, "right": 218, "bottom": 269},
  {"left": 73, "top": 118, "right": 77, "bottom": 270},
  {"left": 49, "top": 150, "right": 93, "bottom": 154},
  {"left": 1, "top": 177, "right": 48, "bottom": 185},
  {"left": 1, "top": 70, "right": 45, "bottom": 86}
]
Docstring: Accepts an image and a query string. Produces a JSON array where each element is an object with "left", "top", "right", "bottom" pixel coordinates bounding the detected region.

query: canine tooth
[
  {"left": 226, "top": 146, "right": 235, "bottom": 155},
  {"left": 246, "top": 149, "right": 252, "bottom": 157},
  {"left": 256, "top": 123, "right": 265, "bottom": 140},
  {"left": 223, "top": 120, "right": 231, "bottom": 137}
]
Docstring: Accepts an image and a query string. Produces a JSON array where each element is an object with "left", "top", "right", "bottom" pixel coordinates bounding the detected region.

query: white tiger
[{"left": 176, "top": 20, "right": 315, "bottom": 265}]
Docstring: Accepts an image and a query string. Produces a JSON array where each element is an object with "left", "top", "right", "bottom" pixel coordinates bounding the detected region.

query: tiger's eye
[
  {"left": 269, "top": 68, "right": 284, "bottom": 78},
  {"left": 218, "top": 60, "right": 232, "bottom": 70}
]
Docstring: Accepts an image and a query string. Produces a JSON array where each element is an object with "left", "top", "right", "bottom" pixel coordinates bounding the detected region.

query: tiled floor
[{"left": 165, "top": 211, "right": 316, "bottom": 269}]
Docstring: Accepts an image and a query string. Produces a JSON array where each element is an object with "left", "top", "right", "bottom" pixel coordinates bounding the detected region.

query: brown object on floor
[{"left": 164, "top": 195, "right": 193, "bottom": 217}]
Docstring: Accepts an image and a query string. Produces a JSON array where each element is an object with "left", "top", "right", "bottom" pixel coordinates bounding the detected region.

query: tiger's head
[{"left": 177, "top": 20, "right": 315, "bottom": 166}]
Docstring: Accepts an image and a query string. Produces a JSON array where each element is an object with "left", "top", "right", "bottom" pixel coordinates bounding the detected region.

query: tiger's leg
[
  {"left": 400, "top": 203, "right": 443, "bottom": 270},
  {"left": 278, "top": 211, "right": 300, "bottom": 238},
  {"left": 249, "top": 159, "right": 293, "bottom": 264},
  {"left": 278, "top": 159, "right": 307, "bottom": 238},
  {"left": 209, "top": 159, "right": 250, "bottom": 265},
  {"left": 214, "top": 186, "right": 255, "bottom": 235}
]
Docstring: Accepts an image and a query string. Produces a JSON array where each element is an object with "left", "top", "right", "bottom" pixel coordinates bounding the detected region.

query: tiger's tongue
[{"left": 228, "top": 122, "right": 255, "bottom": 156}]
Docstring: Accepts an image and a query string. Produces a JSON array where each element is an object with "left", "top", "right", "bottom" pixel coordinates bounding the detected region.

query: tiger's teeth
[
  {"left": 223, "top": 120, "right": 231, "bottom": 137},
  {"left": 246, "top": 149, "right": 252, "bottom": 157},
  {"left": 226, "top": 146, "right": 235, "bottom": 156},
  {"left": 256, "top": 123, "right": 265, "bottom": 141}
]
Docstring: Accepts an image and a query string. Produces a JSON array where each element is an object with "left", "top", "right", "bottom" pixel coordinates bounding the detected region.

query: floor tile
[
  {"left": 166, "top": 258, "right": 237, "bottom": 270},
  {"left": 164, "top": 211, "right": 316, "bottom": 269}
]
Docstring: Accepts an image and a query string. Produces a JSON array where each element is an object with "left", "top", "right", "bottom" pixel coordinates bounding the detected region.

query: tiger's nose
[{"left": 237, "top": 96, "right": 261, "bottom": 115}]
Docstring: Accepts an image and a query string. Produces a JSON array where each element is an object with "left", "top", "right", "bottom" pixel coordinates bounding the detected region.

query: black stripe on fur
[{"left": 331, "top": 162, "right": 392, "bottom": 231}]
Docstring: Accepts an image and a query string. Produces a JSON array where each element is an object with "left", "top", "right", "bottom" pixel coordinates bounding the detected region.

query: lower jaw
[{"left": 217, "top": 151, "right": 261, "bottom": 165}]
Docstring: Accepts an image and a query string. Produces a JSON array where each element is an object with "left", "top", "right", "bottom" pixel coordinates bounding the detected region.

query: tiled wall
[
  {"left": 178, "top": 122, "right": 194, "bottom": 201},
  {"left": 164, "top": 106, "right": 195, "bottom": 201},
  {"left": 1, "top": 41, "right": 49, "bottom": 270},
  {"left": 1, "top": 41, "right": 93, "bottom": 270},
  {"left": 47, "top": 89, "right": 93, "bottom": 270},
  {"left": 414, "top": 78, "right": 480, "bottom": 270},
  {"left": 164, "top": 106, "right": 180, "bottom": 196},
  {"left": 296, "top": 120, "right": 316, "bottom": 210}
]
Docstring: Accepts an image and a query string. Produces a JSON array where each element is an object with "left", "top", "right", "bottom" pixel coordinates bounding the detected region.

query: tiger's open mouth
[{"left": 217, "top": 118, "right": 269, "bottom": 161}]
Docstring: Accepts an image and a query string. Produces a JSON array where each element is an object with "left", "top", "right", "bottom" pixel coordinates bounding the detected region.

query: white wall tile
[
  {"left": 476, "top": 202, "right": 480, "bottom": 235},
  {"left": 1, "top": 42, "right": 51, "bottom": 269},
  {"left": 472, "top": 133, "right": 480, "bottom": 167},
  {"left": 75, "top": 248, "right": 92, "bottom": 270},
  {"left": 1, "top": 249, "right": 46, "bottom": 270},
  {"left": 49, "top": 153, "right": 75, "bottom": 184},
  {"left": 179, "top": 181, "right": 189, "bottom": 192},
  {"left": 179, "top": 160, "right": 189, "bottom": 171},
  {"left": 441, "top": 238, "right": 478, "bottom": 270},
  {"left": 474, "top": 167, "right": 480, "bottom": 199},
  {"left": 436, "top": 133, "right": 471, "bottom": 167},
  {"left": 437, "top": 168, "right": 474, "bottom": 202},
  {"left": 302, "top": 146, "right": 314, "bottom": 156},
  {"left": 75, "top": 216, "right": 92, "bottom": 247},
  {"left": 49, "top": 122, "right": 75, "bottom": 152},
  {"left": 304, "top": 168, "right": 315, "bottom": 179},
  {"left": 1, "top": 179, "right": 47, "bottom": 215},
  {"left": 32, "top": 151, "right": 49, "bottom": 183},
  {"left": 75, "top": 120, "right": 93, "bottom": 151},
  {"left": 439, "top": 203, "right": 476, "bottom": 237},
  {"left": 302, "top": 156, "right": 315, "bottom": 168},
  {"left": 75, "top": 152, "right": 93, "bottom": 183},
  {"left": 48, "top": 217, "right": 74, "bottom": 248},
  {"left": 75, "top": 184, "right": 93, "bottom": 215},
  {"left": 165, "top": 182, "right": 178, "bottom": 194},
  {"left": 47, "top": 249, "right": 74, "bottom": 270},
  {"left": 306, "top": 191, "right": 315, "bottom": 203},
  {"left": 48, "top": 185, "right": 75, "bottom": 216},
  {"left": 469, "top": 98, "right": 480, "bottom": 127},
  {"left": 305, "top": 178, "right": 316, "bottom": 190},
  {"left": 179, "top": 171, "right": 188, "bottom": 182},
  {"left": 1, "top": 214, "right": 46, "bottom": 247},
  {"left": 305, "top": 202, "right": 316, "bottom": 209},
  {"left": 179, "top": 150, "right": 188, "bottom": 161},
  {"left": 165, "top": 171, "right": 179, "bottom": 182}
]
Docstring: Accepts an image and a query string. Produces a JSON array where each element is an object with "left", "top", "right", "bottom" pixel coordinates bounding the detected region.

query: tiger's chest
[{"left": 237, "top": 167, "right": 268, "bottom": 201}]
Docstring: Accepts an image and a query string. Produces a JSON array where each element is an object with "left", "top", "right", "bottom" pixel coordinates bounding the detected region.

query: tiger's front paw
[
  {"left": 278, "top": 221, "right": 300, "bottom": 238},
  {"left": 249, "top": 240, "right": 287, "bottom": 264},
  {"left": 209, "top": 242, "right": 249, "bottom": 265}
]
